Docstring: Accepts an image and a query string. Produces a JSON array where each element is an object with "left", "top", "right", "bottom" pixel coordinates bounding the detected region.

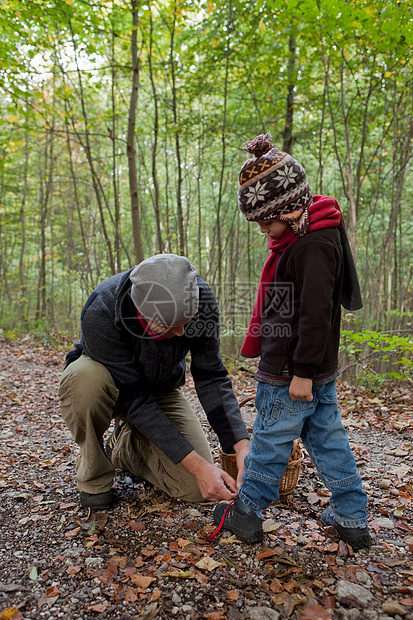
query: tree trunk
[
  {"left": 127, "top": 0, "right": 144, "bottom": 265},
  {"left": 111, "top": 25, "right": 122, "bottom": 272},
  {"left": 340, "top": 64, "right": 357, "bottom": 255},
  {"left": 374, "top": 77, "right": 413, "bottom": 328},
  {"left": 148, "top": 8, "right": 164, "bottom": 254},
  {"left": 212, "top": 0, "right": 232, "bottom": 292},
  {"left": 282, "top": 32, "right": 296, "bottom": 155},
  {"left": 19, "top": 105, "right": 29, "bottom": 325},
  {"left": 68, "top": 20, "right": 116, "bottom": 274},
  {"left": 64, "top": 113, "right": 94, "bottom": 291},
  {"left": 196, "top": 131, "right": 203, "bottom": 274},
  {"left": 0, "top": 161, "right": 11, "bottom": 308},
  {"left": 169, "top": 4, "right": 185, "bottom": 256},
  {"left": 36, "top": 131, "right": 54, "bottom": 322}
]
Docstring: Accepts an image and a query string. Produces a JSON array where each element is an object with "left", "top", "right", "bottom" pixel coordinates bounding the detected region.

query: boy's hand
[
  {"left": 233, "top": 438, "right": 250, "bottom": 489},
  {"left": 289, "top": 376, "right": 313, "bottom": 401}
]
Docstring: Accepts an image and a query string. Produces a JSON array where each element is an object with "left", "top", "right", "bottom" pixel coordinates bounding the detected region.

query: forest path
[{"left": 0, "top": 337, "right": 412, "bottom": 620}]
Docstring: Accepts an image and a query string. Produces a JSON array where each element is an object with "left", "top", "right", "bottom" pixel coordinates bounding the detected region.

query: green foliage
[
  {"left": 341, "top": 329, "right": 413, "bottom": 386},
  {"left": 0, "top": 0, "right": 412, "bottom": 372}
]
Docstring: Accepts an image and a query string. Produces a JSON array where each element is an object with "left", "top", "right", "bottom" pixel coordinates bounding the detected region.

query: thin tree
[
  {"left": 169, "top": 0, "right": 185, "bottom": 256},
  {"left": 127, "top": 0, "right": 144, "bottom": 264},
  {"left": 282, "top": 32, "right": 296, "bottom": 154},
  {"left": 148, "top": 5, "right": 164, "bottom": 254}
]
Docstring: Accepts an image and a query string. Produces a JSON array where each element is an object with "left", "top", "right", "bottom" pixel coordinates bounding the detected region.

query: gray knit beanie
[
  {"left": 130, "top": 254, "right": 199, "bottom": 325},
  {"left": 238, "top": 134, "right": 313, "bottom": 237}
]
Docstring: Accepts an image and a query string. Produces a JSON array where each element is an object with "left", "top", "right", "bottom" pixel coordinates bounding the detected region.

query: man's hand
[
  {"left": 289, "top": 376, "right": 313, "bottom": 402},
  {"left": 233, "top": 438, "right": 250, "bottom": 488},
  {"left": 180, "top": 451, "right": 238, "bottom": 501}
]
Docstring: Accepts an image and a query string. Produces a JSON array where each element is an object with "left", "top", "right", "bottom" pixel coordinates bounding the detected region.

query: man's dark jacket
[{"left": 66, "top": 271, "right": 249, "bottom": 464}]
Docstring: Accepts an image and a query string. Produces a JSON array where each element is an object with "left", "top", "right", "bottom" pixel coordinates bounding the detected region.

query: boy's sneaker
[
  {"left": 105, "top": 419, "right": 126, "bottom": 462},
  {"left": 80, "top": 490, "right": 116, "bottom": 510},
  {"left": 213, "top": 499, "right": 263, "bottom": 543},
  {"left": 321, "top": 508, "right": 372, "bottom": 550}
]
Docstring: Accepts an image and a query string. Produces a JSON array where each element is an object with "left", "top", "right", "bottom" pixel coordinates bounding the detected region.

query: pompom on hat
[{"left": 238, "top": 133, "right": 313, "bottom": 237}]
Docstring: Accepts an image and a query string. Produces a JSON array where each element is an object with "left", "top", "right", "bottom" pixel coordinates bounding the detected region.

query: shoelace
[{"left": 207, "top": 500, "right": 236, "bottom": 540}]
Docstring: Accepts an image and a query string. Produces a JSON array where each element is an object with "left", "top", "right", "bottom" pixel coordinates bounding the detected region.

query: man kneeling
[{"left": 58, "top": 254, "right": 250, "bottom": 510}]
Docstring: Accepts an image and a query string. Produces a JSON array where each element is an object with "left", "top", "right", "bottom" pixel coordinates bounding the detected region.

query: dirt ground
[{"left": 0, "top": 336, "right": 413, "bottom": 620}]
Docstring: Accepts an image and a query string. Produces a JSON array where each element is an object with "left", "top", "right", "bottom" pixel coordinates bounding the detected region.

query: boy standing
[{"left": 213, "top": 135, "right": 371, "bottom": 550}]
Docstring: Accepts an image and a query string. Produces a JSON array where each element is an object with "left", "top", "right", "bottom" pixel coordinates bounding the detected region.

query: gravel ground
[{"left": 0, "top": 337, "right": 413, "bottom": 620}]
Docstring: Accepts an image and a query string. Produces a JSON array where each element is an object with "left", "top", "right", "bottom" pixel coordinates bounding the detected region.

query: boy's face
[{"left": 256, "top": 218, "right": 289, "bottom": 238}]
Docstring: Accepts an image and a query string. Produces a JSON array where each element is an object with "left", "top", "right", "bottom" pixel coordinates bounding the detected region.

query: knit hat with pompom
[{"left": 238, "top": 134, "right": 313, "bottom": 237}]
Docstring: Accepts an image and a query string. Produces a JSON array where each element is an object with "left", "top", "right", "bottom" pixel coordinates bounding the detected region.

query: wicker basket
[{"left": 220, "top": 438, "right": 303, "bottom": 497}]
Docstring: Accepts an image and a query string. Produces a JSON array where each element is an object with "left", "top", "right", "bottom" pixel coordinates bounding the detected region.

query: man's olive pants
[{"left": 58, "top": 355, "right": 213, "bottom": 502}]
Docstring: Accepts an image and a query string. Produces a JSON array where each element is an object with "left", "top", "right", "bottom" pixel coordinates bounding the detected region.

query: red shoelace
[{"left": 207, "top": 500, "right": 236, "bottom": 540}]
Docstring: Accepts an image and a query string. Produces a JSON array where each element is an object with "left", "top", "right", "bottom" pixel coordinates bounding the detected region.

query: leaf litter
[{"left": 0, "top": 336, "right": 413, "bottom": 619}]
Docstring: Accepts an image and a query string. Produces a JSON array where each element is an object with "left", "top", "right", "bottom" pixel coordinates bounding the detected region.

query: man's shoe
[
  {"left": 105, "top": 419, "right": 126, "bottom": 462},
  {"left": 80, "top": 490, "right": 116, "bottom": 510},
  {"left": 321, "top": 508, "right": 372, "bottom": 550},
  {"left": 213, "top": 499, "right": 263, "bottom": 543}
]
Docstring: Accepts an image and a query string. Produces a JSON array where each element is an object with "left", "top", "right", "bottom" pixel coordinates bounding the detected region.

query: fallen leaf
[
  {"left": 143, "top": 501, "right": 171, "bottom": 514},
  {"left": 305, "top": 520, "right": 320, "bottom": 530},
  {"left": 270, "top": 577, "right": 284, "bottom": 593},
  {"left": 177, "top": 537, "right": 192, "bottom": 547},
  {"left": 130, "top": 574, "right": 156, "bottom": 589},
  {"left": 29, "top": 567, "right": 38, "bottom": 581},
  {"left": 128, "top": 521, "right": 145, "bottom": 532},
  {"left": 46, "top": 586, "right": 60, "bottom": 598},
  {"left": 0, "top": 608, "right": 23, "bottom": 620},
  {"left": 151, "top": 588, "right": 162, "bottom": 602},
  {"left": 0, "top": 583, "right": 28, "bottom": 593},
  {"left": 284, "top": 579, "right": 300, "bottom": 593},
  {"left": 271, "top": 591, "right": 306, "bottom": 615},
  {"left": 220, "top": 534, "right": 240, "bottom": 544},
  {"left": 204, "top": 611, "right": 227, "bottom": 619},
  {"left": 88, "top": 602, "right": 111, "bottom": 613},
  {"left": 110, "top": 555, "right": 127, "bottom": 569},
  {"left": 106, "top": 563, "right": 118, "bottom": 577},
  {"left": 322, "top": 592, "right": 335, "bottom": 609},
  {"left": 262, "top": 518, "right": 281, "bottom": 532},
  {"left": 196, "top": 556, "right": 222, "bottom": 571},
  {"left": 298, "top": 603, "right": 331, "bottom": 619},
  {"left": 227, "top": 589, "right": 239, "bottom": 601},
  {"left": 256, "top": 548, "right": 280, "bottom": 561},
  {"left": 163, "top": 569, "right": 193, "bottom": 578},
  {"left": 221, "top": 555, "right": 240, "bottom": 569},
  {"left": 124, "top": 586, "right": 138, "bottom": 603},
  {"left": 135, "top": 602, "right": 158, "bottom": 619},
  {"left": 338, "top": 541, "right": 349, "bottom": 556},
  {"left": 58, "top": 502, "right": 77, "bottom": 510},
  {"left": 393, "top": 506, "right": 406, "bottom": 517},
  {"left": 380, "top": 558, "right": 407, "bottom": 567},
  {"left": 155, "top": 552, "right": 171, "bottom": 564}
]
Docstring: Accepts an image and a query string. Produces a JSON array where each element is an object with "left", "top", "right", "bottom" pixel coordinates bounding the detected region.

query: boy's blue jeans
[{"left": 238, "top": 380, "right": 368, "bottom": 528}]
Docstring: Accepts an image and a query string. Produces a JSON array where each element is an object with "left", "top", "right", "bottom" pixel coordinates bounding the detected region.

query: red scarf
[
  {"left": 241, "top": 195, "right": 343, "bottom": 357},
  {"left": 136, "top": 309, "right": 168, "bottom": 340}
]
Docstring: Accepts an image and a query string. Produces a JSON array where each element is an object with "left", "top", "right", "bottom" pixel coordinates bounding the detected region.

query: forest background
[{"left": 0, "top": 0, "right": 413, "bottom": 383}]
